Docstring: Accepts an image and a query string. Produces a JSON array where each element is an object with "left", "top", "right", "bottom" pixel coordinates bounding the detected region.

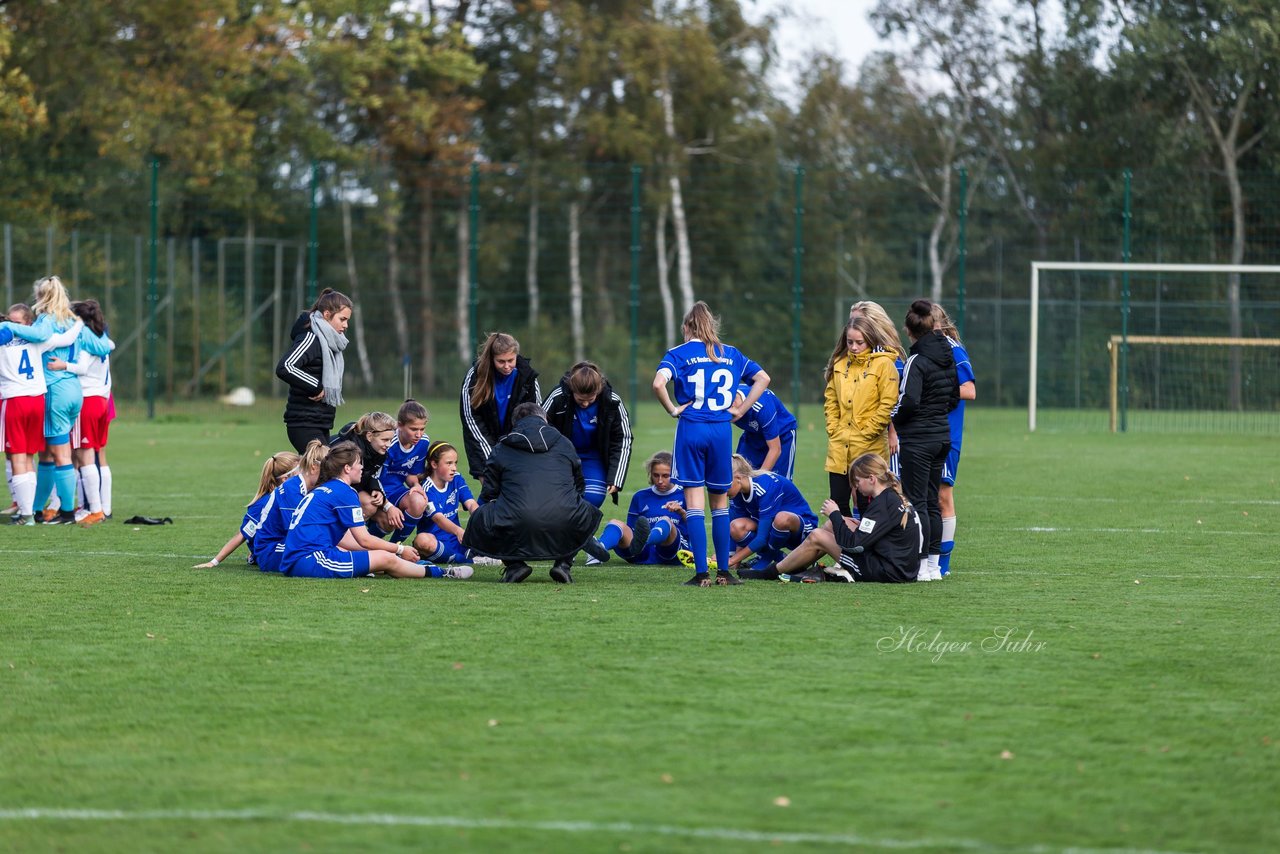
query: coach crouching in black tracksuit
[{"left": 463, "top": 403, "right": 604, "bottom": 585}]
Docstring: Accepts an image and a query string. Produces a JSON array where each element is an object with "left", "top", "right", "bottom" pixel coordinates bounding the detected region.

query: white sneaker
[
  {"left": 927, "top": 555, "right": 942, "bottom": 581},
  {"left": 471, "top": 555, "right": 502, "bottom": 566},
  {"left": 823, "top": 566, "right": 855, "bottom": 583},
  {"left": 916, "top": 559, "right": 933, "bottom": 582},
  {"left": 444, "top": 565, "right": 474, "bottom": 580},
  {"left": 585, "top": 556, "right": 602, "bottom": 566}
]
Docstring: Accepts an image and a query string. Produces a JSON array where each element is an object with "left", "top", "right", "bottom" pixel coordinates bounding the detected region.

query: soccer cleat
[
  {"left": 443, "top": 565, "right": 474, "bottom": 580},
  {"left": 42, "top": 510, "right": 77, "bottom": 525},
  {"left": 619, "top": 515, "right": 651, "bottom": 560},
  {"left": 501, "top": 562, "right": 532, "bottom": 584},
  {"left": 582, "top": 536, "right": 611, "bottom": 564},
  {"left": 39, "top": 508, "right": 58, "bottom": 523},
  {"left": 823, "top": 566, "right": 855, "bottom": 583},
  {"left": 683, "top": 573, "right": 712, "bottom": 587},
  {"left": 2, "top": 503, "right": 18, "bottom": 515},
  {"left": 549, "top": 561, "right": 574, "bottom": 584},
  {"left": 584, "top": 556, "right": 603, "bottom": 566},
  {"left": 471, "top": 555, "right": 502, "bottom": 566},
  {"left": 12, "top": 513, "right": 35, "bottom": 526},
  {"left": 676, "top": 549, "right": 717, "bottom": 571},
  {"left": 776, "top": 573, "right": 793, "bottom": 584},
  {"left": 714, "top": 570, "right": 742, "bottom": 586},
  {"left": 77, "top": 511, "right": 107, "bottom": 528}
]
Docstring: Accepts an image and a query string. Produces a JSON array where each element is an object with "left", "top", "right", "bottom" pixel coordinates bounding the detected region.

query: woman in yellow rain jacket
[{"left": 823, "top": 314, "right": 902, "bottom": 516}]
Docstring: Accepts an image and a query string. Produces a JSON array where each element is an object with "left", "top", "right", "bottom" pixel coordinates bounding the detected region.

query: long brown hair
[
  {"left": 254, "top": 451, "right": 300, "bottom": 502},
  {"left": 470, "top": 332, "right": 520, "bottom": 410},
  {"left": 682, "top": 301, "right": 723, "bottom": 359},
  {"left": 849, "top": 300, "right": 905, "bottom": 360},
  {"left": 321, "top": 441, "right": 361, "bottom": 483},
  {"left": 931, "top": 302, "right": 961, "bottom": 345}
]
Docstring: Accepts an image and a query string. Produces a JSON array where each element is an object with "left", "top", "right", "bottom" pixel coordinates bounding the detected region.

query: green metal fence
[{"left": 6, "top": 158, "right": 1279, "bottom": 429}]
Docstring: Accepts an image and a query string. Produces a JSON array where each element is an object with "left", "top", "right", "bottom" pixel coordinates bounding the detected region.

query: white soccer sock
[
  {"left": 14, "top": 472, "right": 36, "bottom": 516},
  {"left": 917, "top": 557, "right": 932, "bottom": 582},
  {"left": 99, "top": 466, "right": 113, "bottom": 516},
  {"left": 5, "top": 459, "right": 13, "bottom": 505},
  {"left": 81, "top": 465, "right": 103, "bottom": 513}
]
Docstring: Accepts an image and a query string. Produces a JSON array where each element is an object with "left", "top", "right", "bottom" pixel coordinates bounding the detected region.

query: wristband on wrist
[
  {"left": 209, "top": 557, "right": 220, "bottom": 567},
  {"left": 396, "top": 544, "right": 405, "bottom": 557}
]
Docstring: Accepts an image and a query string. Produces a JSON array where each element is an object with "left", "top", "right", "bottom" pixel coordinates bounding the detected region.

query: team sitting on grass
[{"left": 195, "top": 296, "right": 963, "bottom": 584}]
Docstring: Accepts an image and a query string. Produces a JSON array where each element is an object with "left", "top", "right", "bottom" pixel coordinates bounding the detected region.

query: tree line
[{"left": 0, "top": 1, "right": 1275, "bottom": 399}]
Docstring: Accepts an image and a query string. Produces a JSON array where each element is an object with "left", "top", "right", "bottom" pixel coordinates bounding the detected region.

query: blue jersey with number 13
[{"left": 658, "top": 340, "right": 762, "bottom": 423}]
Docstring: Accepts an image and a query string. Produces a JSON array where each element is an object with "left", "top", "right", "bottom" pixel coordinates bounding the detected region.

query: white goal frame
[{"left": 1029, "top": 261, "right": 1280, "bottom": 431}]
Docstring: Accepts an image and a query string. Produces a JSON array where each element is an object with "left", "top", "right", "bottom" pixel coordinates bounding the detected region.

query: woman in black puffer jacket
[{"left": 890, "top": 299, "right": 959, "bottom": 582}]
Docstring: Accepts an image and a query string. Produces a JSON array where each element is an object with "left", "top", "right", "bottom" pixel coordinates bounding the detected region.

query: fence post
[
  {"left": 307, "top": 160, "right": 319, "bottom": 306},
  {"left": 3, "top": 224, "right": 11, "bottom": 307},
  {"left": 629, "top": 165, "right": 642, "bottom": 420},
  {"left": 791, "top": 165, "right": 805, "bottom": 417},
  {"left": 1120, "top": 168, "right": 1132, "bottom": 432},
  {"left": 468, "top": 162, "right": 479, "bottom": 354},
  {"left": 146, "top": 156, "right": 160, "bottom": 419},
  {"left": 957, "top": 166, "right": 968, "bottom": 339}
]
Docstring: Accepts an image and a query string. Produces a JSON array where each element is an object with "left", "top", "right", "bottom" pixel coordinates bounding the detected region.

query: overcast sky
[{"left": 761, "top": 0, "right": 882, "bottom": 97}]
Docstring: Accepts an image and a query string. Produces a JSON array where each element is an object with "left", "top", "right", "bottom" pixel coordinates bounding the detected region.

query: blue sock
[
  {"left": 599, "top": 523, "right": 623, "bottom": 551},
  {"left": 710, "top": 506, "right": 730, "bottom": 571},
  {"left": 392, "top": 511, "right": 422, "bottom": 543},
  {"left": 55, "top": 465, "right": 76, "bottom": 512},
  {"left": 427, "top": 565, "right": 444, "bottom": 578},
  {"left": 686, "top": 509, "right": 707, "bottom": 574},
  {"left": 940, "top": 516, "right": 956, "bottom": 576},
  {"left": 33, "top": 461, "right": 55, "bottom": 512},
  {"left": 765, "top": 523, "right": 792, "bottom": 554},
  {"left": 648, "top": 518, "right": 671, "bottom": 546}
]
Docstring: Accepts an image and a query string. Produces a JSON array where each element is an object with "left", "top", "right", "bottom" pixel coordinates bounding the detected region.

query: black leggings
[
  {"left": 897, "top": 439, "right": 949, "bottom": 557},
  {"left": 829, "top": 471, "right": 871, "bottom": 518},
  {"left": 287, "top": 425, "right": 330, "bottom": 454}
]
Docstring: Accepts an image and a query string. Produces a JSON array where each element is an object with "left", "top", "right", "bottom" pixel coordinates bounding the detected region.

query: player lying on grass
[
  {"left": 280, "top": 441, "right": 451, "bottom": 579},
  {"left": 584, "top": 450, "right": 690, "bottom": 566},
  {"left": 193, "top": 451, "right": 299, "bottom": 568},
  {"left": 741, "top": 453, "right": 921, "bottom": 584},
  {"left": 724, "top": 454, "right": 818, "bottom": 572}
]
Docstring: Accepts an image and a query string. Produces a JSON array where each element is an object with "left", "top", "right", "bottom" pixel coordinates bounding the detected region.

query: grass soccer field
[{"left": 1, "top": 400, "right": 1276, "bottom": 853}]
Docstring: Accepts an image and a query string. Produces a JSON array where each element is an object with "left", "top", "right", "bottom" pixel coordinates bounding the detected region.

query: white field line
[
  {"left": 968, "top": 495, "right": 1280, "bottom": 507},
  {"left": 0, "top": 807, "right": 1199, "bottom": 854},
  {"left": 1014, "top": 527, "right": 1267, "bottom": 536},
  {"left": 2, "top": 549, "right": 203, "bottom": 560},
  {"left": 961, "top": 571, "right": 1271, "bottom": 580}
]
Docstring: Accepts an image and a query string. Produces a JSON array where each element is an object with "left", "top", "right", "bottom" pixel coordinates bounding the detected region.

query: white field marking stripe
[
  {"left": 0, "top": 808, "right": 1197, "bottom": 854},
  {"left": 3, "top": 549, "right": 204, "bottom": 560},
  {"left": 1016, "top": 527, "right": 1267, "bottom": 536},
  {"left": 968, "top": 495, "right": 1280, "bottom": 506},
  {"left": 961, "top": 571, "right": 1272, "bottom": 580}
]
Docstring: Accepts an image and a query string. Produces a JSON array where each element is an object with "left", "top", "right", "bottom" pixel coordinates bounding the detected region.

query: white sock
[
  {"left": 5, "top": 459, "right": 13, "bottom": 505},
  {"left": 14, "top": 471, "right": 36, "bottom": 516},
  {"left": 81, "top": 465, "right": 102, "bottom": 513},
  {"left": 99, "top": 466, "right": 113, "bottom": 516},
  {"left": 917, "top": 557, "right": 931, "bottom": 582}
]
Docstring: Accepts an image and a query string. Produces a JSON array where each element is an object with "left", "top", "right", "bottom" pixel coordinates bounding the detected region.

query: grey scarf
[{"left": 309, "top": 310, "right": 347, "bottom": 407}]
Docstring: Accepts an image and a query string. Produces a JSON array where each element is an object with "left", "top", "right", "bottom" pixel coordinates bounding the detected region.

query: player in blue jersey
[
  {"left": 543, "top": 361, "right": 633, "bottom": 508},
  {"left": 731, "top": 383, "right": 798, "bottom": 478},
  {"left": 252, "top": 440, "right": 330, "bottom": 573},
  {"left": 379, "top": 399, "right": 433, "bottom": 542},
  {"left": 193, "top": 451, "right": 299, "bottom": 569},
  {"left": 585, "top": 450, "right": 690, "bottom": 565},
  {"left": 653, "top": 301, "right": 770, "bottom": 586},
  {"left": 931, "top": 304, "right": 976, "bottom": 577},
  {"left": 281, "top": 441, "right": 452, "bottom": 579},
  {"left": 412, "top": 441, "right": 481, "bottom": 569},
  {"left": 723, "top": 454, "right": 819, "bottom": 574}
]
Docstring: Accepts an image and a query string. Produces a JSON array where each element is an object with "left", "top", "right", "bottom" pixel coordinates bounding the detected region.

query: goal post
[
  {"left": 1029, "top": 261, "right": 1280, "bottom": 432},
  {"left": 1107, "top": 335, "right": 1280, "bottom": 432}
]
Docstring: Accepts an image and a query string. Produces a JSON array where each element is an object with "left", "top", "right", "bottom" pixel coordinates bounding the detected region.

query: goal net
[{"left": 1029, "top": 262, "right": 1280, "bottom": 433}]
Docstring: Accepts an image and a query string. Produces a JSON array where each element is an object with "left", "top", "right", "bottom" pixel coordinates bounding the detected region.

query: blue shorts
[
  {"left": 421, "top": 532, "right": 470, "bottom": 564},
  {"left": 44, "top": 378, "right": 83, "bottom": 442},
  {"left": 736, "top": 429, "right": 797, "bottom": 479},
  {"left": 628, "top": 530, "right": 690, "bottom": 566},
  {"left": 672, "top": 420, "right": 733, "bottom": 493},
  {"left": 283, "top": 546, "right": 372, "bottom": 578},
  {"left": 382, "top": 477, "right": 412, "bottom": 508},
  {"left": 579, "top": 452, "right": 607, "bottom": 508},
  {"left": 942, "top": 445, "right": 961, "bottom": 486},
  {"left": 257, "top": 544, "right": 285, "bottom": 574}
]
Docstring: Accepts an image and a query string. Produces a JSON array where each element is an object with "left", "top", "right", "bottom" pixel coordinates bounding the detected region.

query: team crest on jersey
[
  {"left": 351, "top": 507, "right": 363, "bottom": 524},
  {"left": 858, "top": 517, "right": 876, "bottom": 533},
  {"left": 747, "top": 419, "right": 759, "bottom": 431}
]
